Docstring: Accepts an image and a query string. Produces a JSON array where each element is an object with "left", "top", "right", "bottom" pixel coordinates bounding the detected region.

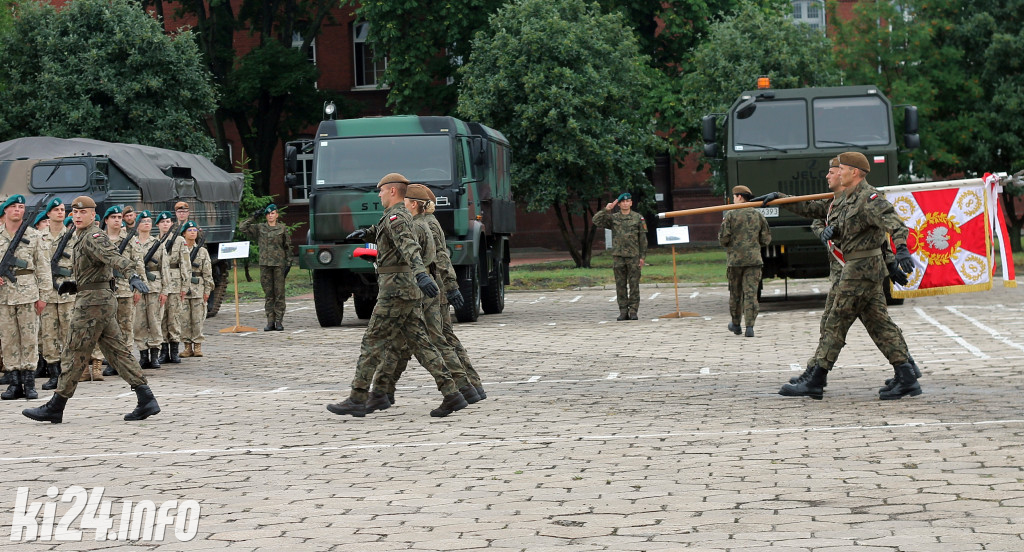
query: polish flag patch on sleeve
[
  {"left": 869, "top": 193, "right": 878, "bottom": 200},
  {"left": 389, "top": 215, "right": 398, "bottom": 221}
]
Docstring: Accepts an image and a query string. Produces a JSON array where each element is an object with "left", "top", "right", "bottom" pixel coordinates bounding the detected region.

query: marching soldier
[
  {"left": 718, "top": 186, "right": 771, "bottom": 337},
  {"left": 132, "top": 211, "right": 167, "bottom": 369},
  {"left": 37, "top": 199, "right": 73, "bottom": 390},
  {"left": 24, "top": 196, "right": 159, "bottom": 423},
  {"left": 325, "top": 173, "right": 466, "bottom": 418},
  {"left": 180, "top": 221, "right": 212, "bottom": 358},
  {"left": 593, "top": 192, "right": 648, "bottom": 320},
  {"left": 158, "top": 202, "right": 191, "bottom": 364},
  {"left": 101, "top": 206, "right": 145, "bottom": 377},
  {"left": 239, "top": 203, "right": 292, "bottom": 331},
  {"left": 0, "top": 195, "right": 49, "bottom": 401}
]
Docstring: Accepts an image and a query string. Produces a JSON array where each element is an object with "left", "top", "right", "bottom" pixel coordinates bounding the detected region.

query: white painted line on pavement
[
  {"left": 689, "top": 291, "right": 699, "bottom": 298},
  {"left": 6, "top": 419, "right": 1023, "bottom": 463},
  {"left": 529, "top": 296, "right": 546, "bottom": 304},
  {"left": 914, "top": 307, "right": 989, "bottom": 359},
  {"left": 790, "top": 363, "right": 803, "bottom": 371},
  {"left": 291, "top": 307, "right": 310, "bottom": 312},
  {"left": 699, "top": 367, "right": 710, "bottom": 375},
  {"left": 527, "top": 376, "right": 542, "bottom": 382},
  {"left": 292, "top": 329, "right": 306, "bottom": 334},
  {"left": 773, "top": 289, "right": 781, "bottom": 295},
  {"left": 649, "top": 292, "right": 660, "bottom": 300},
  {"left": 946, "top": 306, "right": 1024, "bottom": 353},
  {"left": 271, "top": 387, "right": 289, "bottom": 393},
  {"left": 569, "top": 295, "right": 583, "bottom": 302},
  {"left": 608, "top": 296, "right": 616, "bottom": 302},
  {"left": 237, "top": 332, "right": 254, "bottom": 336},
  {"left": 546, "top": 323, "right": 556, "bottom": 326},
  {"left": 245, "top": 309, "right": 263, "bottom": 313},
  {"left": 606, "top": 372, "right": 619, "bottom": 379},
  {"left": 812, "top": 287, "right": 820, "bottom": 294}
]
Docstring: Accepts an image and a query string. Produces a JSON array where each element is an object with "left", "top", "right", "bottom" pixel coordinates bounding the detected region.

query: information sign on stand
[
  {"left": 655, "top": 227, "right": 699, "bottom": 319},
  {"left": 218, "top": 241, "right": 258, "bottom": 333}
]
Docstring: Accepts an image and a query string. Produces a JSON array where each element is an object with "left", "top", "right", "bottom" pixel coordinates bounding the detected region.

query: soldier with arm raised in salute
[{"left": 593, "top": 193, "right": 648, "bottom": 320}]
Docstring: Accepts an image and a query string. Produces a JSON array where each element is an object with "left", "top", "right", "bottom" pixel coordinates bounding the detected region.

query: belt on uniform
[
  {"left": 14, "top": 269, "right": 34, "bottom": 276},
  {"left": 844, "top": 248, "right": 882, "bottom": 260},
  {"left": 376, "top": 265, "right": 412, "bottom": 274},
  {"left": 79, "top": 280, "right": 115, "bottom": 292},
  {"left": 168, "top": 263, "right": 180, "bottom": 269}
]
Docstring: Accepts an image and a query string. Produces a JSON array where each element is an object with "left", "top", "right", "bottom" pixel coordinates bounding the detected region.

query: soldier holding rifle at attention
[
  {"left": 593, "top": 192, "right": 648, "bottom": 321},
  {"left": 101, "top": 205, "right": 145, "bottom": 377},
  {"left": 157, "top": 201, "right": 192, "bottom": 364},
  {"left": 37, "top": 198, "right": 73, "bottom": 390},
  {"left": 133, "top": 211, "right": 169, "bottom": 369}
]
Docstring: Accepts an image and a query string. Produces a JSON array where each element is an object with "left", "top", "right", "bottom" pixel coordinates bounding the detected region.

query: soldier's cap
[
  {"left": 71, "top": 196, "right": 97, "bottom": 209},
  {"left": 103, "top": 205, "right": 123, "bottom": 220},
  {"left": 43, "top": 197, "right": 64, "bottom": 215},
  {"left": 94, "top": 214, "right": 100, "bottom": 222},
  {"left": 377, "top": 173, "right": 410, "bottom": 189},
  {"left": 829, "top": 156, "right": 841, "bottom": 168},
  {"left": 155, "top": 211, "right": 173, "bottom": 223},
  {"left": 137, "top": 210, "right": 152, "bottom": 221},
  {"left": 174, "top": 200, "right": 190, "bottom": 210},
  {"left": 180, "top": 220, "right": 198, "bottom": 235},
  {"left": 732, "top": 185, "right": 752, "bottom": 196},
  {"left": 839, "top": 151, "right": 871, "bottom": 173},
  {"left": 0, "top": 194, "right": 26, "bottom": 212},
  {"left": 265, "top": 203, "right": 278, "bottom": 213},
  {"left": 405, "top": 184, "right": 432, "bottom": 202},
  {"left": 617, "top": 193, "right": 632, "bottom": 201},
  {"left": 32, "top": 211, "right": 50, "bottom": 227},
  {"left": 122, "top": 205, "right": 134, "bottom": 215},
  {"left": 63, "top": 215, "right": 73, "bottom": 227}
]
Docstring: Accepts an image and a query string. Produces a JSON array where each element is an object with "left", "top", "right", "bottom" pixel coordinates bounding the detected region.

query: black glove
[
  {"left": 887, "top": 261, "right": 909, "bottom": 286},
  {"left": 820, "top": 225, "right": 837, "bottom": 242},
  {"left": 129, "top": 275, "right": 150, "bottom": 294},
  {"left": 895, "top": 243, "right": 915, "bottom": 274},
  {"left": 345, "top": 229, "right": 367, "bottom": 241},
  {"left": 749, "top": 191, "right": 781, "bottom": 207},
  {"left": 57, "top": 280, "right": 78, "bottom": 295},
  {"left": 415, "top": 272, "right": 439, "bottom": 298},
  {"left": 446, "top": 288, "right": 464, "bottom": 310}
]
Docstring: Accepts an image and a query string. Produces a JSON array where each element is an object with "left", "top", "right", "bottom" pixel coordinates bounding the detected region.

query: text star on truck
[
  {"left": 701, "top": 79, "right": 920, "bottom": 302},
  {"left": 286, "top": 111, "right": 514, "bottom": 327}
]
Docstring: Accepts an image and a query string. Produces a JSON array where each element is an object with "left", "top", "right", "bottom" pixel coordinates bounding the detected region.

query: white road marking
[
  {"left": 245, "top": 309, "right": 263, "bottom": 313},
  {"left": 569, "top": 295, "right": 583, "bottom": 303},
  {"left": 914, "top": 307, "right": 990, "bottom": 359},
  {"left": 292, "top": 329, "right": 306, "bottom": 334},
  {"left": 608, "top": 296, "right": 617, "bottom": 302},
  {"left": 812, "top": 287, "right": 820, "bottom": 294},
  {"left": 699, "top": 367, "right": 710, "bottom": 375},
  {"left": 291, "top": 307, "right": 310, "bottom": 312},
  {"left": 527, "top": 376, "right": 542, "bottom": 382},
  {"left": 529, "top": 296, "right": 546, "bottom": 304},
  {"left": 649, "top": 292, "right": 660, "bottom": 300},
  {"left": 790, "top": 363, "right": 803, "bottom": 372},
  {"left": 606, "top": 372, "right": 619, "bottom": 379},
  {"left": 946, "top": 306, "right": 1024, "bottom": 353},
  {"left": 689, "top": 291, "right": 699, "bottom": 298},
  {"left": 546, "top": 323, "right": 556, "bottom": 326}
]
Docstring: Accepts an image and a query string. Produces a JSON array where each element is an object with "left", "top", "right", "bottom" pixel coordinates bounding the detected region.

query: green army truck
[
  {"left": 701, "top": 82, "right": 920, "bottom": 292},
  {"left": 286, "top": 113, "right": 514, "bottom": 327},
  {"left": 0, "top": 137, "right": 244, "bottom": 316}
]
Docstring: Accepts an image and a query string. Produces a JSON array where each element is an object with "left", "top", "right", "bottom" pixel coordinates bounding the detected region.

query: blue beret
[
  {"left": 103, "top": 205, "right": 123, "bottom": 220},
  {"left": 617, "top": 193, "right": 631, "bottom": 201},
  {"left": 0, "top": 194, "right": 26, "bottom": 213},
  {"left": 180, "top": 220, "right": 198, "bottom": 235}
]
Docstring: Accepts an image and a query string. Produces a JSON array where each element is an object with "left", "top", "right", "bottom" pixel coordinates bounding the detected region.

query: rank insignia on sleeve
[
  {"left": 869, "top": 193, "right": 878, "bottom": 200},
  {"left": 389, "top": 215, "right": 398, "bottom": 221}
]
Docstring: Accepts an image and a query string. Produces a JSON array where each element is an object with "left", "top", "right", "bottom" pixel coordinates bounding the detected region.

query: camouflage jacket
[
  {"left": 135, "top": 234, "right": 170, "bottom": 295},
  {"left": 593, "top": 209, "right": 648, "bottom": 259},
  {"left": 111, "top": 231, "right": 145, "bottom": 298},
  {"left": 184, "top": 243, "right": 214, "bottom": 298},
  {"left": 424, "top": 213, "right": 458, "bottom": 294},
  {"left": 71, "top": 222, "right": 137, "bottom": 307},
  {"left": 39, "top": 225, "right": 75, "bottom": 304},
  {"left": 719, "top": 208, "right": 771, "bottom": 267},
  {"left": 239, "top": 217, "right": 291, "bottom": 267},
  {"left": 364, "top": 203, "right": 429, "bottom": 301},
  {"left": 830, "top": 179, "right": 909, "bottom": 282},
  {"left": 162, "top": 234, "right": 191, "bottom": 294},
  {"left": 0, "top": 225, "right": 48, "bottom": 305}
]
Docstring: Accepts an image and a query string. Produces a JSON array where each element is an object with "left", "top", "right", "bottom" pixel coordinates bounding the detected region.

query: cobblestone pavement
[{"left": 1, "top": 278, "right": 1022, "bottom": 551}]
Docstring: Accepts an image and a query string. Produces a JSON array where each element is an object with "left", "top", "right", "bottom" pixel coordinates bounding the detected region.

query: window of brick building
[{"left": 353, "top": 22, "right": 387, "bottom": 88}]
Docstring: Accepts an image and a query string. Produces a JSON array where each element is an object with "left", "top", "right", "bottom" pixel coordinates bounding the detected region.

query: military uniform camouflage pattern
[
  {"left": 239, "top": 216, "right": 291, "bottom": 325},
  {"left": 349, "top": 203, "right": 458, "bottom": 402},
  {"left": 161, "top": 234, "right": 190, "bottom": 343},
  {"left": 718, "top": 208, "right": 771, "bottom": 328},
  {"left": 38, "top": 225, "right": 74, "bottom": 364},
  {"left": 593, "top": 209, "right": 648, "bottom": 316},
  {"left": 134, "top": 233, "right": 169, "bottom": 350},
  {"left": 56, "top": 222, "right": 147, "bottom": 398},
  {"left": 110, "top": 230, "right": 145, "bottom": 351},
  {"left": 182, "top": 243, "right": 213, "bottom": 345},
  {"left": 0, "top": 225, "right": 48, "bottom": 372},
  {"left": 427, "top": 213, "right": 481, "bottom": 387}
]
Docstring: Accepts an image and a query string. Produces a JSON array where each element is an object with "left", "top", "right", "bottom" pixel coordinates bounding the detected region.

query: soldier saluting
[
  {"left": 24, "top": 196, "right": 160, "bottom": 423},
  {"left": 593, "top": 192, "right": 648, "bottom": 320}
]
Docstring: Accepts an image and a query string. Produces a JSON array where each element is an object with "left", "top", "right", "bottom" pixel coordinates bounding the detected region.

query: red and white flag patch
[{"left": 389, "top": 215, "right": 398, "bottom": 221}]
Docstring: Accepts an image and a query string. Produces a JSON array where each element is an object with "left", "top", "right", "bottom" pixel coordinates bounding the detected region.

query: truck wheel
[
  {"left": 354, "top": 294, "right": 376, "bottom": 320},
  {"left": 313, "top": 270, "right": 346, "bottom": 327},
  {"left": 454, "top": 264, "right": 480, "bottom": 323},
  {"left": 206, "top": 261, "right": 229, "bottom": 318},
  {"left": 883, "top": 277, "right": 905, "bottom": 306},
  {"left": 481, "top": 258, "right": 505, "bottom": 314}
]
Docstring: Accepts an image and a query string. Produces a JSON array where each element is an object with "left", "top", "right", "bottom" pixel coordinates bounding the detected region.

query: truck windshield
[
  {"left": 732, "top": 99, "right": 808, "bottom": 151},
  {"left": 814, "top": 96, "right": 890, "bottom": 147},
  {"left": 30, "top": 163, "right": 88, "bottom": 191},
  {"left": 315, "top": 135, "right": 453, "bottom": 187}
]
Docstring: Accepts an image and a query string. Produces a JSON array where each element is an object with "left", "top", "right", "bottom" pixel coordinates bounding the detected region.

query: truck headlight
[{"left": 317, "top": 250, "right": 333, "bottom": 265}]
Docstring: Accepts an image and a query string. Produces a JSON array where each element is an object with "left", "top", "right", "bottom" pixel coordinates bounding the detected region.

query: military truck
[
  {"left": 0, "top": 137, "right": 244, "bottom": 316},
  {"left": 285, "top": 113, "right": 514, "bottom": 327},
  {"left": 701, "top": 81, "right": 920, "bottom": 298}
]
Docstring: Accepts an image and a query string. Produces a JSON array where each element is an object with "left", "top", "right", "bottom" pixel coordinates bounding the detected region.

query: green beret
[
  {"left": 94, "top": 214, "right": 100, "bottom": 222},
  {"left": 137, "top": 210, "right": 152, "bottom": 220},
  {"left": 64, "top": 215, "right": 73, "bottom": 227},
  {"left": 155, "top": 211, "right": 173, "bottom": 223},
  {"left": 0, "top": 194, "right": 26, "bottom": 213},
  {"left": 180, "top": 220, "right": 198, "bottom": 235},
  {"left": 33, "top": 211, "right": 49, "bottom": 227},
  {"left": 103, "top": 205, "right": 123, "bottom": 220},
  {"left": 265, "top": 203, "right": 278, "bottom": 214},
  {"left": 43, "top": 197, "right": 63, "bottom": 216},
  {"left": 617, "top": 193, "right": 631, "bottom": 201}
]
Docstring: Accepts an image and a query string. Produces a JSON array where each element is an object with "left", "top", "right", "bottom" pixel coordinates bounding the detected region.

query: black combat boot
[
  {"left": 879, "top": 357, "right": 920, "bottom": 392},
  {"left": 326, "top": 397, "right": 367, "bottom": 417},
  {"left": 168, "top": 342, "right": 182, "bottom": 364},
  {"left": 1, "top": 371, "right": 24, "bottom": 400},
  {"left": 102, "top": 364, "right": 118, "bottom": 377},
  {"left": 139, "top": 349, "right": 151, "bottom": 369},
  {"left": 879, "top": 362, "right": 922, "bottom": 400},
  {"left": 157, "top": 343, "right": 170, "bottom": 364},
  {"left": 42, "top": 362, "right": 61, "bottom": 390},
  {"left": 474, "top": 385, "right": 487, "bottom": 401},
  {"left": 745, "top": 326, "right": 755, "bottom": 337},
  {"left": 727, "top": 322, "right": 742, "bottom": 335},
  {"left": 149, "top": 348, "right": 161, "bottom": 369},
  {"left": 779, "top": 364, "right": 828, "bottom": 400},
  {"left": 430, "top": 392, "right": 468, "bottom": 417},
  {"left": 264, "top": 318, "right": 275, "bottom": 331},
  {"left": 365, "top": 391, "right": 391, "bottom": 413},
  {"left": 23, "top": 393, "right": 68, "bottom": 423},
  {"left": 617, "top": 309, "right": 629, "bottom": 321},
  {"left": 387, "top": 392, "right": 395, "bottom": 405},
  {"left": 21, "top": 370, "right": 38, "bottom": 400},
  {"left": 460, "top": 385, "right": 482, "bottom": 404},
  {"left": 124, "top": 385, "right": 161, "bottom": 421},
  {"left": 274, "top": 320, "right": 284, "bottom": 331},
  {"left": 0, "top": 371, "right": 9, "bottom": 385},
  {"left": 35, "top": 355, "right": 48, "bottom": 378},
  {"left": 628, "top": 310, "right": 638, "bottom": 320}
]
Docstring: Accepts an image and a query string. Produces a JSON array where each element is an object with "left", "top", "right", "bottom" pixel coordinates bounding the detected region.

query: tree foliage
[
  {"left": 0, "top": 0, "right": 216, "bottom": 156},
  {"left": 459, "top": 0, "right": 660, "bottom": 267}
]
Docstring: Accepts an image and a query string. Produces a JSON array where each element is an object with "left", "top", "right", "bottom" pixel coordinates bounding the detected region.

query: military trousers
[
  {"left": 39, "top": 301, "right": 73, "bottom": 363},
  {"left": 816, "top": 278, "right": 910, "bottom": 370},
  {"left": 613, "top": 256, "right": 642, "bottom": 314},
  {"left": 116, "top": 296, "right": 136, "bottom": 352},
  {"left": 134, "top": 293, "right": 164, "bottom": 349},
  {"left": 0, "top": 303, "right": 40, "bottom": 372},
  {"left": 260, "top": 265, "right": 287, "bottom": 323},
  {"left": 162, "top": 293, "right": 184, "bottom": 342},
  {"left": 182, "top": 297, "right": 206, "bottom": 344},
  {"left": 441, "top": 297, "right": 481, "bottom": 387},
  {"left": 373, "top": 293, "right": 470, "bottom": 395},
  {"left": 56, "top": 292, "right": 147, "bottom": 398},
  {"left": 726, "top": 265, "right": 761, "bottom": 327},
  {"left": 350, "top": 295, "right": 458, "bottom": 401}
]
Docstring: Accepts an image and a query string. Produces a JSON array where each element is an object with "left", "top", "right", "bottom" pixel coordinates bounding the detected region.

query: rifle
[
  {"left": 117, "top": 225, "right": 138, "bottom": 255},
  {"left": 0, "top": 195, "right": 53, "bottom": 284},
  {"left": 142, "top": 230, "right": 174, "bottom": 281},
  {"left": 189, "top": 231, "right": 206, "bottom": 267},
  {"left": 50, "top": 220, "right": 76, "bottom": 290},
  {"left": 165, "top": 221, "right": 181, "bottom": 253}
]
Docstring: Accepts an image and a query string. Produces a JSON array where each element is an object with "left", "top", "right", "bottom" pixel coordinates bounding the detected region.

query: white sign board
[
  {"left": 656, "top": 226, "right": 689, "bottom": 245},
  {"left": 218, "top": 241, "right": 250, "bottom": 260}
]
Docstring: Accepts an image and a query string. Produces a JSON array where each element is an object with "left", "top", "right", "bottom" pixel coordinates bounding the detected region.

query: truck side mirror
[
  {"left": 701, "top": 115, "right": 717, "bottom": 143},
  {"left": 285, "top": 145, "right": 298, "bottom": 175},
  {"left": 735, "top": 96, "right": 757, "bottom": 120},
  {"left": 470, "top": 137, "right": 486, "bottom": 166},
  {"left": 284, "top": 174, "right": 298, "bottom": 189},
  {"left": 903, "top": 106, "right": 918, "bottom": 134},
  {"left": 703, "top": 143, "right": 719, "bottom": 159},
  {"left": 903, "top": 133, "right": 920, "bottom": 150}
]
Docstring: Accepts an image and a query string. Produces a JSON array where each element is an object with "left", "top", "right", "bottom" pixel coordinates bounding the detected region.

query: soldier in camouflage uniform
[
  {"left": 326, "top": 173, "right": 467, "bottom": 418},
  {"left": 368, "top": 184, "right": 481, "bottom": 412},
  {"left": 122, "top": 205, "right": 136, "bottom": 232},
  {"left": 24, "top": 195, "right": 160, "bottom": 424},
  {"left": 775, "top": 152, "right": 919, "bottom": 400},
  {"left": 593, "top": 193, "right": 648, "bottom": 320},
  {"left": 101, "top": 206, "right": 145, "bottom": 377},
  {"left": 239, "top": 203, "right": 292, "bottom": 331},
  {"left": 158, "top": 202, "right": 191, "bottom": 364},
  {"left": 718, "top": 186, "right": 771, "bottom": 337},
  {"left": 133, "top": 211, "right": 168, "bottom": 369},
  {"left": 37, "top": 199, "right": 74, "bottom": 390},
  {"left": 180, "top": 221, "right": 213, "bottom": 357},
  {"left": 0, "top": 195, "right": 50, "bottom": 401}
]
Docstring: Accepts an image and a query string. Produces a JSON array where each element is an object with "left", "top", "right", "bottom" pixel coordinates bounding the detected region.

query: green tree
[
  {"left": 0, "top": 0, "right": 216, "bottom": 155},
  {"left": 459, "top": 0, "right": 661, "bottom": 267},
  {"left": 684, "top": 2, "right": 842, "bottom": 194}
]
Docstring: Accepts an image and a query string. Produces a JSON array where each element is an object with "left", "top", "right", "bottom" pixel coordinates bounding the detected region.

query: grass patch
[
  {"left": 509, "top": 247, "right": 727, "bottom": 290},
  {"left": 225, "top": 264, "right": 314, "bottom": 302}
]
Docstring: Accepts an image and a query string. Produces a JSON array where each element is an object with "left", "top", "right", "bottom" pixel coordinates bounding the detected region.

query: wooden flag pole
[
  {"left": 219, "top": 258, "right": 257, "bottom": 333},
  {"left": 660, "top": 245, "right": 699, "bottom": 318},
  {"left": 657, "top": 192, "right": 834, "bottom": 219}
]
